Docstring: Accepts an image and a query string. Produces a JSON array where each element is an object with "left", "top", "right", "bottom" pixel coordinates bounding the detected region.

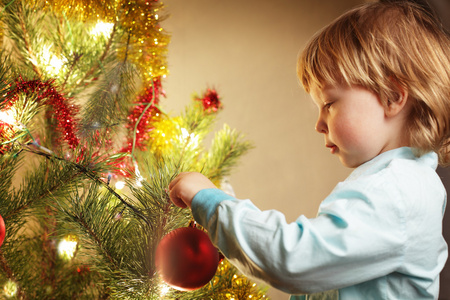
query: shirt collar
[{"left": 347, "top": 147, "right": 438, "bottom": 180}]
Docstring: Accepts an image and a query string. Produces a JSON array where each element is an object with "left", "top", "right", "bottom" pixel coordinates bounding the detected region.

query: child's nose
[{"left": 315, "top": 116, "right": 327, "bottom": 134}]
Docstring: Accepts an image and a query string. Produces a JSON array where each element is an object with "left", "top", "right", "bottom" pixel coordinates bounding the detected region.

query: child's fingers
[
  {"left": 169, "top": 189, "right": 188, "bottom": 208},
  {"left": 168, "top": 172, "right": 187, "bottom": 190},
  {"left": 168, "top": 176, "right": 186, "bottom": 208}
]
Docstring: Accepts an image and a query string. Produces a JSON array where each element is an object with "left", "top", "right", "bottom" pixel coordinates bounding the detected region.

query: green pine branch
[
  {"left": 201, "top": 124, "right": 254, "bottom": 183},
  {"left": 79, "top": 60, "right": 138, "bottom": 144},
  {"left": 2, "top": 0, "right": 46, "bottom": 77}
]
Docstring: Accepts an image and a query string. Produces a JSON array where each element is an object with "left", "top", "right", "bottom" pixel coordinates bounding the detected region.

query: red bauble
[
  {"left": 0, "top": 214, "right": 5, "bottom": 248},
  {"left": 155, "top": 226, "right": 219, "bottom": 291}
]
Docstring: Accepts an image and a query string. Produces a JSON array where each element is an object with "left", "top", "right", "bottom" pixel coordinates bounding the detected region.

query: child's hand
[{"left": 168, "top": 172, "right": 217, "bottom": 209}]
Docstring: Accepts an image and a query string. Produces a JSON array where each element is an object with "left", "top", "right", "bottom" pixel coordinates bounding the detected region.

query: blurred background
[{"left": 161, "top": 0, "right": 450, "bottom": 299}]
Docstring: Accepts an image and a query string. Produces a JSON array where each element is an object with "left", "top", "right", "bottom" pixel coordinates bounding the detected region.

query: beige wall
[{"left": 161, "top": 1, "right": 362, "bottom": 298}]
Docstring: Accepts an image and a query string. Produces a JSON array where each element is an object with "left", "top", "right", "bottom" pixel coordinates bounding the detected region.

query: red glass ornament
[
  {"left": 0, "top": 214, "right": 5, "bottom": 248},
  {"left": 155, "top": 226, "right": 219, "bottom": 291}
]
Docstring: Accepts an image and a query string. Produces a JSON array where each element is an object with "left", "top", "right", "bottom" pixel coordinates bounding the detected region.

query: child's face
[{"left": 311, "top": 84, "right": 396, "bottom": 168}]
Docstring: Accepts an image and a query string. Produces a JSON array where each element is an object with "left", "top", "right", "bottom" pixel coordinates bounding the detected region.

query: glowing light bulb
[
  {"left": 49, "top": 55, "right": 63, "bottom": 70},
  {"left": 115, "top": 181, "right": 126, "bottom": 190},
  {"left": 180, "top": 128, "right": 199, "bottom": 147},
  {"left": 0, "top": 110, "right": 16, "bottom": 125},
  {"left": 91, "top": 22, "right": 114, "bottom": 37},
  {"left": 40, "top": 44, "right": 66, "bottom": 76},
  {"left": 3, "top": 280, "right": 18, "bottom": 298},
  {"left": 134, "top": 163, "right": 145, "bottom": 187},
  {"left": 159, "top": 283, "right": 170, "bottom": 297},
  {"left": 58, "top": 236, "right": 78, "bottom": 260}
]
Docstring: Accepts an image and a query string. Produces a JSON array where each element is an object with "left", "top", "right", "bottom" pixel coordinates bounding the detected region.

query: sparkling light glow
[
  {"left": 115, "top": 181, "right": 126, "bottom": 190},
  {"left": 0, "top": 110, "right": 16, "bottom": 125},
  {"left": 58, "top": 236, "right": 78, "bottom": 260},
  {"left": 91, "top": 22, "right": 114, "bottom": 37},
  {"left": 159, "top": 283, "right": 170, "bottom": 297},
  {"left": 41, "top": 44, "right": 66, "bottom": 76},
  {"left": 180, "top": 128, "right": 199, "bottom": 147},
  {"left": 3, "top": 280, "right": 17, "bottom": 298},
  {"left": 48, "top": 55, "right": 64, "bottom": 72},
  {"left": 134, "top": 163, "right": 145, "bottom": 187},
  {"left": 36, "top": 45, "right": 67, "bottom": 75}
]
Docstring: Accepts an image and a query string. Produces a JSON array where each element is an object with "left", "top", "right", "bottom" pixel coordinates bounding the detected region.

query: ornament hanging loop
[{"left": 188, "top": 219, "right": 197, "bottom": 228}]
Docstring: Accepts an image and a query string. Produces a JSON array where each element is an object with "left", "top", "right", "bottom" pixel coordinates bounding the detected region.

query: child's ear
[{"left": 384, "top": 81, "right": 409, "bottom": 118}]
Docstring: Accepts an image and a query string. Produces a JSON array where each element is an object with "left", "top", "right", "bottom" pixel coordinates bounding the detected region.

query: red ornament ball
[
  {"left": 0, "top": 214, "right": 5, "bottom": 247},
  {"left": 155, "top": 226, "right": 219, "bottom": 291}
]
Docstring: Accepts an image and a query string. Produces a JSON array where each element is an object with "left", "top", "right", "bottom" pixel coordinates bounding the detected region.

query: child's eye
[{"left": 323, "top": 102, "right": 333, "bottom": 110}]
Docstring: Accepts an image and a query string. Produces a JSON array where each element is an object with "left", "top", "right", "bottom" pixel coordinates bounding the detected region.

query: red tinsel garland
[
  {"left": 115, "top": 77, "right": 164, "bottom": 176},
  {"left": 124, "top": 78, "right": 163, "bottom": 152},
  {"left": 7, "top": 77, "right": 80, "bottom": 148},
  {"left": 195, "top": 88, "right": 222, "bottom": 113},
  {"left": 0, "top": 118, "right": 15, "bottom": 154}
]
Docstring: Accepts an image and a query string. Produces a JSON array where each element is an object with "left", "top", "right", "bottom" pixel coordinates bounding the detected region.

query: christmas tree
[{"left": 0, "top": 0, "right": 268, "bottom": 299}]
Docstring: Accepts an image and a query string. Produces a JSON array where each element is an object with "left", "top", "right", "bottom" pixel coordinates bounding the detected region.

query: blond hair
[{"left": 298, "top": 1, "right": 450, "bottom": 165}]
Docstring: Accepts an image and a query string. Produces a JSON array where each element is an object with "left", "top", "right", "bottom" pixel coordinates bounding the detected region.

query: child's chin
[{"left": 339, "top": 156, "right": 363, "bottom": 168}]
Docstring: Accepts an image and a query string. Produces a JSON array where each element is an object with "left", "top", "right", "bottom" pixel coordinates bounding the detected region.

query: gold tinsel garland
[
  {"left": 211, "top": 260, "right": 269, "bottom": 299},
  {"left": 148, "top": 116, "right": 181, "bottom": 156},
  {"left": 29, "top": 0, "right": 170, "bottom": 82}
]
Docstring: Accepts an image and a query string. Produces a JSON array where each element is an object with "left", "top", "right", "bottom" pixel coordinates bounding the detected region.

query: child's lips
[{"left": 326, "top": 144, "right": 337, "bottom": 154}]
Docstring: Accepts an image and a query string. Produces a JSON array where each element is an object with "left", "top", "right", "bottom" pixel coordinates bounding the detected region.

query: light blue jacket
[{"left": 192, "top": 147, "right": 448, "bottom": 299}]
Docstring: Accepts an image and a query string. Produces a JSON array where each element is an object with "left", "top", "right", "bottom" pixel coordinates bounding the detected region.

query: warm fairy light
[
  {"left": 115, "top": 181, "right": 126, "bottom": 190},
  {"left": 90, "top": 21, "right": 114, "bottom": 38},
  {"left": 48, "top": 55, "right": 64, "bottom": 72},
  {"left": 180, "top": 128, "right": 199, "bottom": 148},
  {"left": 40, "top": 44, "right": 66, "bottom": 76},
  {"left": 155, "top": 14, "right": 159, "bottom": 20},
  {"left": 134, "top": 162, "right": 145, "bottom": 187},
  {"left": 159, "top": 283, "right": 170, "bottom": 297},
  {"left": 0, "top": 110, "right": 16, "bottom": 125},
  {"left": 3, "top": 280, "right": 17, "bottom": 298},
  {"left": 180, "top": 128, "right": 189, "bottom": 139},
  {"left": 58, "top": 236, "right": 78, "bottom": 260}
]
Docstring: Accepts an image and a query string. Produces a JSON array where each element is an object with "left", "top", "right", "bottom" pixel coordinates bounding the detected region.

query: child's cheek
[{"left": 332, "top": 116, "right": 363, "bottom": 149}]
